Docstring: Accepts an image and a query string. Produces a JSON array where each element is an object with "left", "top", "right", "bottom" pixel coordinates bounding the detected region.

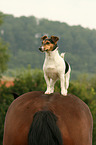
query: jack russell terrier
[{"left": 39, "top": 35, "right": 71, "bottom": 96}]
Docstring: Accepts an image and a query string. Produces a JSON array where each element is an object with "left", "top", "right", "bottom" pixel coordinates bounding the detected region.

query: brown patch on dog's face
[
  {"left": 42, "top": 40, "right": 54, "bottom": 51},
  {"left": 39, "top": 35, "right": 59, "bottom": 52}
]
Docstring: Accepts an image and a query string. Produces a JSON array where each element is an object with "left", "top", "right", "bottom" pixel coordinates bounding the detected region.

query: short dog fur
[{"left": 39, "top": 35, "right": 71, "bottom": 96}]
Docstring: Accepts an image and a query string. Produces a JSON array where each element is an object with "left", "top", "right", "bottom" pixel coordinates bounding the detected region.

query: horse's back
[{"left": 3, "top": 91, "right": 93, "bottom": 145}]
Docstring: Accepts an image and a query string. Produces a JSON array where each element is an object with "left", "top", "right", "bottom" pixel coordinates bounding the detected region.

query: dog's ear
[
  {"left": 51, "top": 36, "right": 59, "bottom": 44},
  {"left": 41, "top": 35, "right": 48, "bottom": 40}
]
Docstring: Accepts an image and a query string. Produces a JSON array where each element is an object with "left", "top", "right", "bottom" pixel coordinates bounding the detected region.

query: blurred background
[{"left": 0, "top": 0, "right": 96, "bottom": 144}]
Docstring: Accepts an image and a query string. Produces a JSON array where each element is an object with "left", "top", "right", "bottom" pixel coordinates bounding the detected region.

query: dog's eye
[{"left": 46, "top": 42, "right": 50, "bottom": 44}]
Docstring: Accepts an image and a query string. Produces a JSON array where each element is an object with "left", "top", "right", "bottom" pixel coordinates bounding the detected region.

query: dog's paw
[
  {"left": 45, "top": 90, "right": 50, "bottom": 94},
  {"left": 61, "top": 90, "right": 67, "bottom": 96}
]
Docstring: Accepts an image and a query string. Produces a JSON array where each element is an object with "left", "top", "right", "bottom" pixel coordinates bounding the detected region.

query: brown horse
[{"left": 3, "top": 91, "right": 93, "bottom": 145}]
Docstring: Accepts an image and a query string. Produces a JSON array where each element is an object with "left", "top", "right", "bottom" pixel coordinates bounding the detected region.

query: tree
[
  {"left": 0, "top": 39, "right": 9, "bottom": 73},
  {"left": 0, "top": 12, "right": 9, "bottom": 74},
  {"left": 0, "top": 12, "right": 3, "bottom": 25}
]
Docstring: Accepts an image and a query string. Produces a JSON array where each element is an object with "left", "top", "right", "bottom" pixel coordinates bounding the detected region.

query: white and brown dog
[{"left": 39, "top": 35, "right": 71, "bottom": 96}]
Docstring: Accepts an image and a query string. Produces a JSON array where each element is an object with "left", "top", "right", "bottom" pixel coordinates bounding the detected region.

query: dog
[{"left": 39, "top": 35, "right": 71, "bottom": 96}]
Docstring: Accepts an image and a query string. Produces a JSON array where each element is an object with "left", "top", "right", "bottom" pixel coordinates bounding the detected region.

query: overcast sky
[{"left": 0, "top": 0, "right": 96, "bottom": 29}]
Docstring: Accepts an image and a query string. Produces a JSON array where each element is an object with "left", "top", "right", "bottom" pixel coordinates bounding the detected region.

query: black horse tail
[{"left": 28, "top": 111, "right": 63, "bottom": 145}]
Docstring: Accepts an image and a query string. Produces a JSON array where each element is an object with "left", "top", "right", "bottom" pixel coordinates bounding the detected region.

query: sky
[{"left": 0, "top": 0, "right": 96, "bottom": 29}]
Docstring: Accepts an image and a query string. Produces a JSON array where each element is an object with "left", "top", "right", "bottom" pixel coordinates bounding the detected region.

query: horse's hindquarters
[{"left": 3, "top": 91, "right": 93, "bottom": 145}]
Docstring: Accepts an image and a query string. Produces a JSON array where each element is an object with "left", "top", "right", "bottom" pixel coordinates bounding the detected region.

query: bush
[
  {"left": 12, "top": 68, "right": 46, "bottom": 95},
  {"left": 0, "top": 84, "right": 13, "bottom": 145}
]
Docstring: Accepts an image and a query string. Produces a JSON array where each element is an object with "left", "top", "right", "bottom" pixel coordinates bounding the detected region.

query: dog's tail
[
  {"left": 28, "top": 111, "right": 63, "bottom": 145},
  {"left": 61, "top": 53, "right": 65, "bottom": 59}
]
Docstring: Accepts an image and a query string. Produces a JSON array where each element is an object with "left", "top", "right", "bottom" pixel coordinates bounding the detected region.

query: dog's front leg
[
  {"left": 60, "top": 74, "right": 67, "bottom": 96},
  {"left": 44, "top": 73, "right": 51, "bottom": 94},
  {"left": 50, "top": 79, "right": 56, "bottom": 93}
]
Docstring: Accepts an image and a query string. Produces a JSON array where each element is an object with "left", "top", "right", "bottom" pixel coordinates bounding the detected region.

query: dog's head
[{"left": 39, "top": 35, "right": 59, "bottom": 52}]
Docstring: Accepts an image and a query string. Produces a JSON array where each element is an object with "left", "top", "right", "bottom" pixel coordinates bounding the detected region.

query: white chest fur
[{"left": 43, "top": 49, "right": 65, "bottom": 80}]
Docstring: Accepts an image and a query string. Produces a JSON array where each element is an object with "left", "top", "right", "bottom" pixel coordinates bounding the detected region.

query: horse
[{"left": 3, "top": 91, "right": 93, "bottom": 145}]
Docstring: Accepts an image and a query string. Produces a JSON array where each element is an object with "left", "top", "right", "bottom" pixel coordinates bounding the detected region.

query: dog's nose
[{"left": 39, "top": 47, "right": 42, "bottom": 51}]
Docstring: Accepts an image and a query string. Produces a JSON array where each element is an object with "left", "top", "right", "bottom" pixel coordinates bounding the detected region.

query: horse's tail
[{"left": 28, "top": 111, "right": 63, "bottom": 145}]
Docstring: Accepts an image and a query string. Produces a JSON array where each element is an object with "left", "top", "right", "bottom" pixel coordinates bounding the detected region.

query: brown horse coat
[{"left": 3, "top": 91, "right": 93, "bottom": 145}]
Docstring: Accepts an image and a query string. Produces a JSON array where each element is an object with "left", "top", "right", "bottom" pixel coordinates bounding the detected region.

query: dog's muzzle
[
  {"left": 39, "top": 47, "right": 43, "bottom": 52},
  {"left": 39, "top": 46, "right": 45, "bottom": 52},
  {"left": 39, "top": 46, "right": 48, "bottom": 52}
]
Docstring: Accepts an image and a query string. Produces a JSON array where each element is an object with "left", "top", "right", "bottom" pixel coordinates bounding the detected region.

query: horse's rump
[{"left": 3, "top": 91, "right": 93, "bottom": 145}]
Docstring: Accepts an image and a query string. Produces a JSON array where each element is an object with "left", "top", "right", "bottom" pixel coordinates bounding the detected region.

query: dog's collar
[{"left": 52, "top": 44, "right": 58, "bottom": 51}]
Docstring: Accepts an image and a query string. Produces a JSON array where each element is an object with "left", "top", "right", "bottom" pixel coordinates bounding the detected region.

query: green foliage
[
  {"left": 0, "top": 69, "right": 96, "bottom": 145},
  {"left": 8, "top": 50, "right": 44, "bottom": 69},
  {"left": 0, "top": 12, "right": 9, "bottom": 75},
  {"left": 0, "top": 39, "right": 9, "bottom": 74},
  {"left": 0, "top": 84, "right": 13, "bottom": 145},
  {"left": 12, "top": 68, "right": 46, "bottom": 95},
  {"left": 0, "top": 12, "right": 4, "bottom": 25},
  {"left": 0, "top": 13, "right": 96, "bottom": 77}
]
